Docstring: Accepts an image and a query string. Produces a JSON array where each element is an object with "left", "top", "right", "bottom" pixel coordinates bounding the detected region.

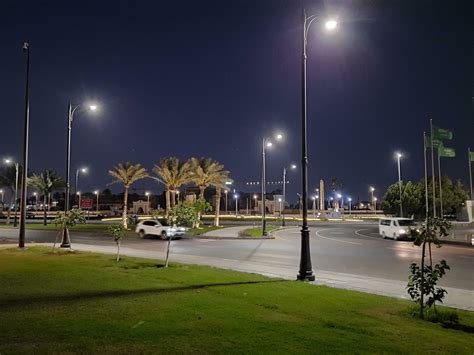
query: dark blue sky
[{"left": 1, "top": 0, "right": 472, "bottom": 203}]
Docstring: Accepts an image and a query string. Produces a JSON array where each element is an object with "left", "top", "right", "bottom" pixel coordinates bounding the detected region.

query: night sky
[{"left": 1, "top": 0, "right": 472, "bottom": 203}]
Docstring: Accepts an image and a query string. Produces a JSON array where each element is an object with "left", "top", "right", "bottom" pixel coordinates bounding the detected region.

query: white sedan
[{"left": 135, "top": 220, "right": 186, "bottom": 240}]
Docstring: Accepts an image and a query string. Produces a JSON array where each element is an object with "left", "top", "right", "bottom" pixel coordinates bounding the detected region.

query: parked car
[
  {"left": 378, "top": 217, "right": 417, "bottom": 240},
  {"left": 135, "top": 219, "right": 186, "bottom": 240}
]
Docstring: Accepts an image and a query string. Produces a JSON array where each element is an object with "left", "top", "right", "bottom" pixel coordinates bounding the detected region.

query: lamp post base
[
  {"left": 297, "top": 227, "right": 315, "bottom": 281},
  {"left": 60, "top": 227, "right": 71, "bottom": 248},
  {"left": 297, "top": 271, "right": 315, "bottom": 281}
]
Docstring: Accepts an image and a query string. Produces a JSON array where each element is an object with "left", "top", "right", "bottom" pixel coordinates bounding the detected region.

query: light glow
[{"left": 325, "top": 19, "right": 338, "bottom": 31}]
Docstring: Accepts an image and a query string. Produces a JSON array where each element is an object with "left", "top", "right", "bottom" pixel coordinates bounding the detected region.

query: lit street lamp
[
  {"left": 261, "top": 133, "right": 283, "bottom": 236},
  {"left": 311, "top": 196, "right": 316, "bottom": 218},
  {"left": 233, "top": 194, "right": 239, "bottom": 216},
  {"left": 33, "top": 192, "right": 38, "bottom": 209},
  {"left": 61, "top": 102, "right": 98, "bottom": 248},
  {"left": 253, "top": 194, "right": 258, "bottom": 211},
  {"left": 4, "top": 159, "right": 19, "bottom": 227},
  {"left": 348, "top": 197, "right": 352, "bottom": 215},
  {"left": 374, "top": 197, "right": 378, "bottom": 212},
  {"left": 145, "top": 191, "right": 150, "bottom": 205},
  {"left": 94, "top": 190, "right": 99, "bottom": 213},
  {"left": 74, "top": 167, "right": 87, "bottom": 204},
  {"left": 297, "top": 12, "right": 337, "bottom": 281},
  {"left": 224, "top": 189, "right": 228, "bottom": 214},
  {"left": 396, "top": 152, "right": 403, "bottom": 217},
  {"left": 369, "top": 186, "right": 375, "bottom": 211},
  {"left": 282, "top": 164, "right": 296, "bottom": 226}
]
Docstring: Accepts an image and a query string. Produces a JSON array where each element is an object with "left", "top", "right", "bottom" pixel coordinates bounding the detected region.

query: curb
[{"left": 182, "top": 235, "right": 275, "bottom": 240}]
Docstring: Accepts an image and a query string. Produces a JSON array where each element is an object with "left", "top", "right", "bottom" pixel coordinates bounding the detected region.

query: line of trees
[
  {"left": 381, "top": 176, "right": 468, "bottom": 218},
  {"left": 108, "top": 157, "right": 231, "bottom": 228}
]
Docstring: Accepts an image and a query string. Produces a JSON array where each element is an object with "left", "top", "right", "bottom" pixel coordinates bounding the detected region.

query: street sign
[{"left": 80, "top": 198, "right": 93, "bottom": 209}]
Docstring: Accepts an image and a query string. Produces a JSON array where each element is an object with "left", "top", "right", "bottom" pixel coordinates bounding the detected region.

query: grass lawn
[
  {"left": 0, "top": 223, "right": 114, "bottom": 233},
  {"left": 239, "top": 224, "right": 281, "bottom": 237},
  {"left": 186, "top": 225, "right": 227, "bottom": 236},
  {"left": 0, "top": 248, "right": 472, "bottom": 353}
]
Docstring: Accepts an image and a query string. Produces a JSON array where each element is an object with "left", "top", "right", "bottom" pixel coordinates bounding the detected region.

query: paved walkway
[{"left": 200, "top": 225, "right": 250, "bottom": 238}]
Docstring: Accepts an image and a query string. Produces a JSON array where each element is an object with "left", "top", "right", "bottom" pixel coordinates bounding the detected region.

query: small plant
[
  {"left": 127, "top": 214, "right": 139, "bottom": 228},
  {"left": 407, "top": 217, "right": 451, "bottom": 319},
  {"left": 168, "top": 198, "right": 212, "bottom": 228},
  {"left": 108, "top": 224, "right": 127, "bottom": 261},
  {"left": 53, "top": 208, "right": 86, "bottom": 249}
]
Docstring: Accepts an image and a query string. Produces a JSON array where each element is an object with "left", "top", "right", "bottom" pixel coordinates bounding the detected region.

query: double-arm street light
[
  {"left": 297, "top": 12, "right": 337, "bottom": 281},
  {"left": 4, "top": 159, "right": 19, "bottom": 227},
  {"left": 395, "top": 152, "right": 403, "bottom": 217},
  {"left": 61, "top": 102, "right": 97, "bottom": 248},
  {"left": 282, "top": 164, "right": 297, "bottom": 226},
  {"left": 261, "top": 133, "right": 283, "bottom": 236}
]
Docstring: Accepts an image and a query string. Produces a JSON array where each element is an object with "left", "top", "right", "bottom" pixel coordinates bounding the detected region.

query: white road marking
[
  {"left": 315, "top": 229, "right": 362, "bottom": 245},
  {"left": 355, "top": 229, "right": 381, "bottom": 240},
  {"left": 330, "top": 232, "right": 344, "bottom": 235}
]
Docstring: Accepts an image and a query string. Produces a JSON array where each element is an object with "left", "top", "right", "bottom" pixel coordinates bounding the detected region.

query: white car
[
  {"left": 379, "top": 217, "right": 416, "bottom": 240},
  {"left": 135, "top": 220, "right": 186, "bottom": 240}
]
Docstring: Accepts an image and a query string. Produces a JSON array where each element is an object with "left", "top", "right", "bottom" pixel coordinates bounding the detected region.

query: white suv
[{"left": 135, "top": 220, "right": 185, "bottom": 240}]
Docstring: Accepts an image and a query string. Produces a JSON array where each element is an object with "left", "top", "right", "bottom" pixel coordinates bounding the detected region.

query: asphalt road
[{"left": 1, "top": 223, "right": 472, "bottom": 291}]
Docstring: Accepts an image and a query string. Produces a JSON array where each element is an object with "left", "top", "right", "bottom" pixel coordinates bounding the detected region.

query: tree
[
  {"left": 108, "top": 224, "right": 127, "bottom": 261},
  {"left": 407, "top": 218, "right": 451, "bottom": 319},
  {"left": 381, "top": 181, "right": 423, "bottom": 218},
  {"left": 53, "top": 208, "right": 86, "bottom": 249},
  {"left": 384, "top": 176, "right": 470, "bottom": 218},
  {"left": 189, "top": 157, "right": 230, "bottom": 226},
  {"left": 152, "top": 157, "right": 192, "bottom": 216},
  {"left": 29, "top": 170, "right": 64, "bottom": 225},
  {"left": 108, "top": 162, "right": 148, "bottom": 228},
  {"left": 0, "top": 166, "right": 17, "bottom": 224}
]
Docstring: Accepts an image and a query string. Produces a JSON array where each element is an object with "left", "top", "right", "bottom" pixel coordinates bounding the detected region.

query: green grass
[
  {"left": 0, "top": 247, "right": 473, "bottom": 354},
  {"left": 239, "top": 224, "right": 281, "bottom": 237},
  {"left": 0, "top": 223, "right": 112, "bottom": 233},
  {"left": 185, "top": 225, "right": 227, "bottom": 236}
]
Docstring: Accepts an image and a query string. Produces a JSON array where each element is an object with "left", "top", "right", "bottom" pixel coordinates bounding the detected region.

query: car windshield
[{"left": 398, "top": 220, "right": 415, "bottom": 226}]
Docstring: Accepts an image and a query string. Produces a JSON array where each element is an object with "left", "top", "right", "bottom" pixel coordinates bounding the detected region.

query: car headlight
[{"left": 398, "top": 229, "right": 406, "bottom": 234}]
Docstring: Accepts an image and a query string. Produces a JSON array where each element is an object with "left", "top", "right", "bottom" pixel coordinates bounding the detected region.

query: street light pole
[
  {"left": 61, "top": 103, "right": 96, "bottom": 248},
  {"left": 282, "top": 167, "right": 287, "bottom": 226},
  {"left": 18, "top": 42, "right": 31, "bottom": 248},
  {"left": 261, "top": 137, "right": 267, "bottom": 236},
  {"left": 224, "top": 190, "right": 228, "bottom": 214},
  {"left": 296, "top": 13, "right": 336, "bottom": 280},
  {"left": 297, "top": 11, "right": 319, "bottom": 281},
  {"left": 94, "top": 190, "right": 99, "bottom": 213},
  {"left": 397, "top": 153, "right": 403, "bottom": 217}
]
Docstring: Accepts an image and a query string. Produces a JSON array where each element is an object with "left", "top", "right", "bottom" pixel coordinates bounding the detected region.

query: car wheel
[
  {"left": 161, "top": 231, "right": 168, "bottom": 240},
  {"left": 393, "top": 233, "right": 397, "bottom": 240},
  {"left": 138, "top": 230, "right": 145, "bottom": 238}
]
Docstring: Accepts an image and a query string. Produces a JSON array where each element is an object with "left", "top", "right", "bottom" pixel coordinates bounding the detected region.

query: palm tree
[
  {"left": 0, "top": 166, "right": 18, "bottom": 225},
  {"left": 190, "top": 158, "right": 228, "bottom": 199},
  {"left": 108, "top": 162, "right": 148, "bottom": 228},
  {"left": 152, "top": 157, "right": 193, "bottom": 215},
  {"left": 188, "top": 158, "right": 230, "bottom": 226},
  {"left": 29, "top": 170, "right": 64, "bottom": 225}
]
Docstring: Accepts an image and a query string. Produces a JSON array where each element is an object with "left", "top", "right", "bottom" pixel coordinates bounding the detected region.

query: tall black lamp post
[
  {"left": 297, "top": 12, "right": 337, "bottom": 281},
  {"left": 60, "top": 103, "right": 97, "bottom": 248},
  {"left": 18, "top": 42, "right": 30, "bottom": 249}
]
